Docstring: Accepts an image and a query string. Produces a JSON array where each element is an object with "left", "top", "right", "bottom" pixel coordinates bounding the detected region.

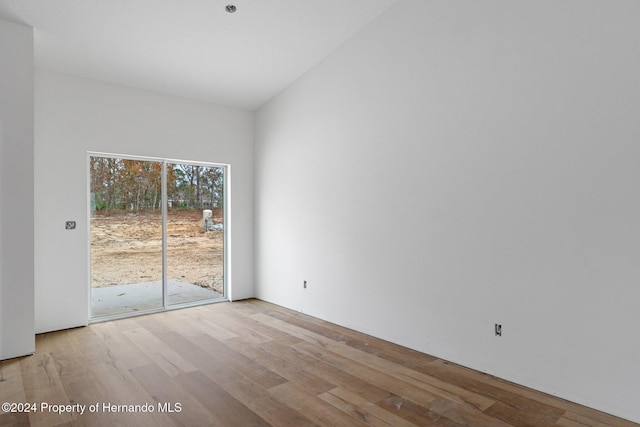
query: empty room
[{"left": 1, "top": 0, "right": 639, "bottom": 425}]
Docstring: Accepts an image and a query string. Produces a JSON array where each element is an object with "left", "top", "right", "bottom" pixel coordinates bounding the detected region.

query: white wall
[
  {"left": 255, "top": 0, "right": 640, "bottom": 422},
  {"left": 0, "top": 19, "right": 35, "bottom": 360},
  {"left": 35, "top": 70, "right": 254, "bottom": 333}
]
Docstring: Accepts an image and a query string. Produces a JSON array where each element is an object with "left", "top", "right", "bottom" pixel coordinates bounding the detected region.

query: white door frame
[{"left": 87, "top": 151, "right": 230, "bottom": 322}]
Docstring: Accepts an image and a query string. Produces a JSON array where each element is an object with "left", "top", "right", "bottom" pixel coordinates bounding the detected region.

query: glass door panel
[
  {"left": 90, "top": 157, "right": 164, "bottom": 317},
  {"left": 166, "top": 163, "right": 225, "bottom": 305}
]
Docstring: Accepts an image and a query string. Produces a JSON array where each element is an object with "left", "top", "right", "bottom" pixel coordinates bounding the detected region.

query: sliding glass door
[
  {"left": 89, "top": 154, "right": 226, "bottom": 319},
  {"left": 166, "top": 162, "right": 225, "bottom": 305}
]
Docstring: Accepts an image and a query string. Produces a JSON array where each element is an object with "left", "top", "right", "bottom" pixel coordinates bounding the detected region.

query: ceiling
[{"left": 0, "top": 0, "right": 399, "bottom": 110}]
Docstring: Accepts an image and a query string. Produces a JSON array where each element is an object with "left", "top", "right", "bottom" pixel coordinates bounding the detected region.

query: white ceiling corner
[{"left": 0, "top": 0, "right": 400, "bottom": 110}]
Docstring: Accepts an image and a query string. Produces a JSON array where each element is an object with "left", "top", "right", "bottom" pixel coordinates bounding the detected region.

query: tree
[{"left": 90, "top": 157, "right": 223, "bottom": 212}]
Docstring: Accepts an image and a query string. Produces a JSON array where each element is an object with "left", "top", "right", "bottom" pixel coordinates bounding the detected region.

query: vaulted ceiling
[{"left": 0, "top": 0, "right": 399, "bottom": 110}]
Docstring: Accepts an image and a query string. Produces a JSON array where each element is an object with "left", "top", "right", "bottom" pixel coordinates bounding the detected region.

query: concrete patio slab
[{"left": 91, "top": 280, "right": 223, "bottom": 317}]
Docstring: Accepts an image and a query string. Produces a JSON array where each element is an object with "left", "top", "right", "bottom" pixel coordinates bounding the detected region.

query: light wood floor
[{"left": 1, "top": 299, "right": 637, "bottom": 427}]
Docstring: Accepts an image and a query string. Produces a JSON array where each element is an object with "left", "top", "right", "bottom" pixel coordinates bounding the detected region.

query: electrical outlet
[
  {"left": 303, "top": 280, "right": 307, "bottom": 289},
  {"left": 495, "top": 323, "right": 502, "bottom": 336}
]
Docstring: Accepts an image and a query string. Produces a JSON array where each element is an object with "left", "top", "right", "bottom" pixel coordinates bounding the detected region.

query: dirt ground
[{"left": 91, "top": 209, "right": 224, "bottom": 294}]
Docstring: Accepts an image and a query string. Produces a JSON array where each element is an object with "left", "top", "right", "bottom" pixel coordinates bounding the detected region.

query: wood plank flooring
[{"left": 1, "top": 299, "right": 637, "bottom": 427}]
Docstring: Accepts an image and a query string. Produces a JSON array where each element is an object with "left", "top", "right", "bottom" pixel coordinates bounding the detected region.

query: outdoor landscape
[
  {"left": 91, "top": 209, "right": 224, "bottom": 293},
  {"left": 90, "top": 157, "right": 225, "bottom": 297}
]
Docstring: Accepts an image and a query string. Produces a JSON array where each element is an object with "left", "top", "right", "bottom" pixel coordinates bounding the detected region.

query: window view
[
  {"left": 166, "top": 162, "right": 225, "bottom": 305},
  {"left": 90, "top": 155, "right": 226, "bottom": 319}
]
